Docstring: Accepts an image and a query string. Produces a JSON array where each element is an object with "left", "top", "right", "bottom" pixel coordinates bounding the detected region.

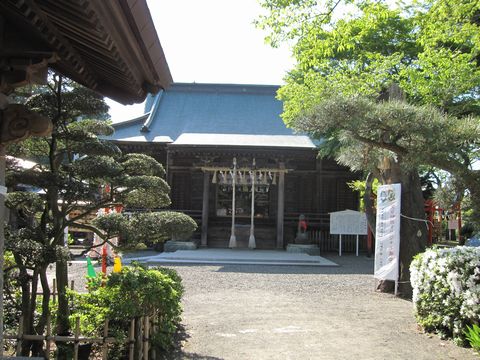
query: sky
[{"left": 106, "top": 0, "right": 294, "bottom": 123}]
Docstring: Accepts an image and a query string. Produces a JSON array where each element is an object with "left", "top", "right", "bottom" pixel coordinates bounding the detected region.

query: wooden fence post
[
  {"left": 143, "top": 316, "right": 149, "bottom": 360},
  {"left": 73, "top": 317, "right": 80, "bottom": 360},
  {"left": 151, "top": 313, "right": 156, "bottom": 360},
  {"left": 136, "top": 316, "right": 143, "bottom": 360},
  {"left": 46, "top": 314, "right": 51, "bottom": 359},
  {"left": 102, "top": 319, "right": 109, "bottom": 359},
  {"left": 15, "top": 315, "right": 23, "bottom": 356},
  {"left": 128, "top": 319, "right": 135, "bottom": 360},
  {"left": 52, "top": 278, "right": 57, "bottom": 303}
]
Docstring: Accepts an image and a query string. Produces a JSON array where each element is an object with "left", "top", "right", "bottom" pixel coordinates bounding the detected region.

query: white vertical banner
[{"left": 374, "top": 184, "right": 401, "bottom": 281}]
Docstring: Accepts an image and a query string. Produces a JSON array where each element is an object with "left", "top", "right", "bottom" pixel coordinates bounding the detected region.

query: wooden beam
[{"left": 201, "top": 171, "right": 210, "bottom": 247}]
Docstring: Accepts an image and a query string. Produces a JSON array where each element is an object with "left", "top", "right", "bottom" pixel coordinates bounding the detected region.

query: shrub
[
  {"left": 465, "top": 324, "right": 480, "bottom": 353},
  {"left": 129, "top": 211, "right": 197, "bottom": 244},
  {"left": 70, "top": 264, "right": 183, "bottom": 354},
  {"left": 410, "top": 246, "right": 480, "bottom": 345},
  {"left": 2, "top": 251, "right": 21, "bottom": 334},
  {"left": 134, "top": 242, "right": 148, "bottom": 250}
]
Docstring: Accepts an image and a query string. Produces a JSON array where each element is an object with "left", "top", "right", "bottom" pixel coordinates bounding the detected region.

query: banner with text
[{"left": 374, "top": 184, "right": 401, "bottom": 281}]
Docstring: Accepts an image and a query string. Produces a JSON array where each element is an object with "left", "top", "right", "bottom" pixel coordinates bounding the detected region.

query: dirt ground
[
  {"left": 64, "top": 254, "right": 477, "bottom": 360},
  {"left": 163, "top": 255, "right": 477, "bottom": 360}
]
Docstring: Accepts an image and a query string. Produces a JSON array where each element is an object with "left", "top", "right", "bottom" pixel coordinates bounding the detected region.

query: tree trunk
[
  {"left": 465, "top": 177, "right": 480, "bottom": 232},
  {"left": 31, "top": 266, "right": 50, "bottom": 357},
  {"left": 364, "top": 172, "right": 376, "bottom": 235},
  {"left": 396, "top": 169, "right": 427, "bottom": 296},
  {"left": 55, "top": 261, "right": 71, "bottom": 359},
  {"left": 14, "top": 256, "right": 32, "bottom": 356},
  {"left": 55, "top": 257, "right": 70, "bottom": 348},
  {"left": 25, "top": 269, "right": 40, "bottom": 355},
  {"left": 55, "top": 222, "right": 71, "bottom": 359}
]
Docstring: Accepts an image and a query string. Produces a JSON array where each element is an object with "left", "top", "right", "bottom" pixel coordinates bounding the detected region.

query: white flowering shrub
[{"left": 410, "top": 246, "right": 480, "bottom": 345}]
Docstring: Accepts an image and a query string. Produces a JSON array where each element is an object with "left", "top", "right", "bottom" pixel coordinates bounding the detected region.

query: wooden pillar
[
  {"left": 0, "top": 145, "right": 5, "bottom": 360},
  {"left": 229, "top": 158, "right": 237, "bottom": 248},
  {"left": 201, "top": 171, "right": 210, "bottom": 247},
  {"left": 276, "top": 163, "right": 285, "bottom": 249},
  {"left": 248, "top": 166, "right": 256, "bottom": 249},
  {"left": 166, "top": 149, "right": 173, "bottom": 186}
]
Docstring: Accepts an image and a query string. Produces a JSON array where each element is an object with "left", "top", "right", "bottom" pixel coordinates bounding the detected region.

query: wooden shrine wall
[{"left": 117, "top": 143, "right": 360, "bottom": 248}]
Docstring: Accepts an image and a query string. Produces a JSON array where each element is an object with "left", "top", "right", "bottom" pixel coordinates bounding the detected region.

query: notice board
[{"left": 329, "top": 209, "right": 368, "bottom": 235}]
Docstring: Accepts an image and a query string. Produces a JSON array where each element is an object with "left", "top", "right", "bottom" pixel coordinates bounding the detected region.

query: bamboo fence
[
  {"left": 3, "top": 279, "right": 159, "bottom": 360},
  {"left": 3, "top": 315, "right": 155, "bottom": 360}
]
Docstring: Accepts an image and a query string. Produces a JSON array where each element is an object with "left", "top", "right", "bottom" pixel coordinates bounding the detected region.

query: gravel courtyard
[{"left": 66, "top": 254, "right": 477, "bottom": 360}]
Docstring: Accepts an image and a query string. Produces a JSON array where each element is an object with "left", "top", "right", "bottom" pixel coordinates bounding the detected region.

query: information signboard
[
  {"left": 329, "top": 210, "right": 368, "bottom": 256},
  {"left": 374, "top": 184, "right": 401, "bottom": 283},
  {"left": 329, "top": 209, "right": 368, "bottom": 235}
]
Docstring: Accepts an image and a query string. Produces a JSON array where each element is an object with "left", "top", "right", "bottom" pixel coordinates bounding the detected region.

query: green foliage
[
  {"left": 257, "top": 2, "right": 480, "bottom": 228},
  {"left": 122, "top": 153, "right": 166, "bottom": 177},
  {"left": 291, "top": 94, "right": 480, "bottom": 224},
  {"left": 6, "top": 74, "right": 176, "bottom": 254},
  {"left": 129, "top": 211, "right": 198, "bottom": 243},
  {"left": 2, "top": 251, "right": 21, "bottom": 333},
  {"left": 5, "top": 191, "right": 44, "bottom": 214},
  {"left": 410, "top": 247, "right": 480, "bottom": 344},
  {"left": 134, "top": 242, "right": 148, "bottom": 251},
  {"left": 295, "top": 95, "right": 480, "bottom": 170},
  {"left": 70, "top": 264, "right": 183, "bottom": 352},
  {"left": 92, "top": 212, "right": 129, "bottom": 240},
  {"left": 348, "top": 178, "right": 378, "bottom": 211},
  {"left": 93, "top": 210, "right": 197, "bottom": 248},
  {"left": 464, "top": 324, "right": 480, "bottom": 353},
  {"left": 258, "top": 0, "right": 480, "bottom": 121},
  {"left": 119, "top": 175, "right": 171, "bottom": 209},
  {"left": 4, "top": 72, "right": 190, "bottom": 356}
]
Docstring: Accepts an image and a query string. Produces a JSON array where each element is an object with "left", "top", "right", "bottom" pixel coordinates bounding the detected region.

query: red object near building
[
  {"left": 299, "top": 219, "right": 307, "bottom": 232},
  {"left": 101, "top": 245, "right": 107, "bottom": 275}
]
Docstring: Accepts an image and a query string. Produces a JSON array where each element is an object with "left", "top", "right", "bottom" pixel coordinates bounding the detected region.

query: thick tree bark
[
  {"left": 396, "top": 169, "right": 427, "bottom": 296},
  {"left": 364, "top": 172, "right": 376, "bottom": 235},
  {"left": 14, "top": 256, "right": 32, "bottom": 356},
  {"left": 55, "top": 258, "right": 71, "bottom": 359},
  {"left": 31, "top": 266, "right": 50, "bottom": 357}
]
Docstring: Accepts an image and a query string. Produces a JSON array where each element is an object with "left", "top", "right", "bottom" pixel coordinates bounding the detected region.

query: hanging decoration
[{"left": 86, "top": 256, "right": 96, "bottom": 278}]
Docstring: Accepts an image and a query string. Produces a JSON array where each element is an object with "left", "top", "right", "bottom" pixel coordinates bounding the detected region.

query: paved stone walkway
[{"left": 124, "top": 248, "right": 338, "bottom": 266}]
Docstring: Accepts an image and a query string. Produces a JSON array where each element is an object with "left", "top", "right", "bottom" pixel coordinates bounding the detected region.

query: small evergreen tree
[{"left": 5, "top": 73, "right": 195, "bottom": 358}]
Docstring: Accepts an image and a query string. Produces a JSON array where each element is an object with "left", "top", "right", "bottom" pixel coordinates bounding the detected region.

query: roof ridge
[
  {"left": 112, "top": 112, "right": 150, "bottom": 128},
  {"left": 167, "top": 83, "right": 280, "bottom": 95},
  {"left": 141, "top": 89, "right": 165, "bottom": 132}
]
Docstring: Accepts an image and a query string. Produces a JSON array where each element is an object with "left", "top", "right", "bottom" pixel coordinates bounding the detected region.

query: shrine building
[{"left": 110, "top": 83, "right": 360, "bottom": 251}]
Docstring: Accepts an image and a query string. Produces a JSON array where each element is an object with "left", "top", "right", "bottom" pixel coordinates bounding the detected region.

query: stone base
[
  {"left": 164, "top": 240, "right": 198, "bottom": 252},
  {"left": 286, "top": 243, "right": 320, "bottom": 256}
]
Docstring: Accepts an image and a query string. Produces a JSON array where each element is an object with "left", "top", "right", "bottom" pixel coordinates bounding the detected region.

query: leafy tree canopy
[
  {"left": 258, "top": 0, "right": 480, "bottom": 222},
  {"left": 257, "top": 0, "right": 480, "bottom": 292},
  {"left": 257, "top": 0, "right": 480, "bottom": 122}
]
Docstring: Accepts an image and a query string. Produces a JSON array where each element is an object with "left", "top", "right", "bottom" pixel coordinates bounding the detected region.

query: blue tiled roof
[{"left": 111, "top": 83, "right": 312, "bottom": 147}]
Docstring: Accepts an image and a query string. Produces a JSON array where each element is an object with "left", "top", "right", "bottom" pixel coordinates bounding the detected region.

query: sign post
[{"left": 374, "top": 184, "right": 402, "bottom": 295}]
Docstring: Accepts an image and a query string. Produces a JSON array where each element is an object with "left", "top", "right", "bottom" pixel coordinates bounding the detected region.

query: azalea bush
[{"left": 410, "top": 246, "right": 480, "bottom": 345}]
